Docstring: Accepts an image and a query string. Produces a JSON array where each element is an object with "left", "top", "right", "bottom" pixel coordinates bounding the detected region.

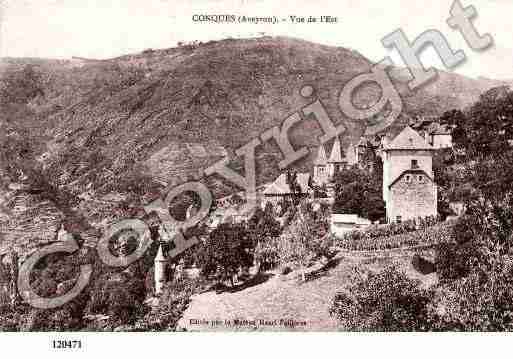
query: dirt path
[
  {"left": 178, "top": 269, "right": 342, "bottom": 331},
  {"left": 178, "top": 249, "right": 435, "bottom": 331}
]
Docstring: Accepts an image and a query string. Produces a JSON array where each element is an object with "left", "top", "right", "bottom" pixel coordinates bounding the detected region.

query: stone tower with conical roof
[
  {"left": 313, "top": 145, "right": 328, "bottom": 185},
  {"left": 154, "top": 244, "right": 167, "bottom": 296}
]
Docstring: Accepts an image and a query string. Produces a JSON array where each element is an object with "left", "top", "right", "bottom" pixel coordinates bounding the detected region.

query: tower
[
  {"left": 356, "top": 137, "right": 368, "bottom": 165},
  {"left": 154, "top": 244, "right": 167, "bottom": 296},
  {"left": 327, "top": 137, "right": 345, "bottom": 178},
  {"left": 382, "top": 126, "right": 437, "bottom": 223},
  {"left": 313, "top": 145, "right": 328, "bottom": 185}
]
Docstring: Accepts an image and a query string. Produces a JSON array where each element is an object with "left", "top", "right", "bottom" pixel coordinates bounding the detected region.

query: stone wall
[
  {"left": 383, "top": 149, "right": 433, "bottom": 204},
  {"left": 388, "top": 174, "right": 437, "bottom": 222}
]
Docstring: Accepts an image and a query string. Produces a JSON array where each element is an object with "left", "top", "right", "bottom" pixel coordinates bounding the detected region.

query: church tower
[
  {"left": 382, "top": 126, "right": 437, "bottom": 223},
  {"left": 313, "top": 145, "right": 328, "bottom": 185},
  {"left": 327, "top": 137, "right": 345, "bottom": 179}
]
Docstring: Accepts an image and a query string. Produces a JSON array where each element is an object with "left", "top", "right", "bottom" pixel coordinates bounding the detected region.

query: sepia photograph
[{"left": 1, "top": 0, "right": 513, "bottom": 356}]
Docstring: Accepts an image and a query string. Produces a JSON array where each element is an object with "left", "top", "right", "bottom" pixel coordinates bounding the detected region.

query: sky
[{"left": 1, "top": 0, "right": 512, "bottom": 79}]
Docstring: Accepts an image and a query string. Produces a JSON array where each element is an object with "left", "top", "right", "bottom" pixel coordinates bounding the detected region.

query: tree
[
  {"left": 196, "top": 223, "right": 254, "bottom": 286},
  {"left": 278, "top": 202, "right": 330, "bottom": 281},
  {"left": 432, "top": 148, "right": 459, "bottom": 220},
  {"left": 432, "top": 266, "right": 513, "bottom": 331},
  {"left": 446, "top": 86, "right": 513, "bottom": 159},
  {"left": 285, "top": 170, "right": 301, "bottom": 205},
  {"left": 247, "top": 202, "right": 282, "bottom": 242},
  {"left": 432, "top": 86, "right": 513, "bottom": 330},
  {"left": 247, "top": 203, "right": 283, "bottom": 272},
  {"left": 440, "top": 109, "right": 468, "bottom": 154},
  {"left": 332, "top": 166, "right": 384, "bottom": 222},
  {"left": 329, "top": 87, "right": 513, "bottom": 331}
]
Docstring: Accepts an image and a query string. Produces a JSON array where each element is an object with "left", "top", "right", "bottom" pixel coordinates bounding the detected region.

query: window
[
  {"left": 411, "top": 159, "right": 419, "bottom": 169},
  {"left": 418, "top": 175, "right": 424, "bottom": 183},
  {"left": 405, "top": 175, "right": 411, "bottom": 183},
  {"left": 396, "top": 216, "right": 402, "bottom": 223}
]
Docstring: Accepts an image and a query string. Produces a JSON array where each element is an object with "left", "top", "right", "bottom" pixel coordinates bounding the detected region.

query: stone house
[
  {"left": 425, "top": 123, "right": 453, "bottom": 149},
  {"left": 381, "top": 126, "right": 437, "bottom": 223},
  {"left": 261, "top": 172, "right": 312, "bottom": 207}
]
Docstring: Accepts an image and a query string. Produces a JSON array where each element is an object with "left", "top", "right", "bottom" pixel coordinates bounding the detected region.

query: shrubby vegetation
[
  {"left": 330, "top": 266, "right": 434, "bottom": 331},
  {"left": 275, "top": 202, "right": 332, "bottom": 281},
  {"left": 336, "top": 216, "right": 440, "bottom": 246},
  {"left": 195, "top": 223, "right": 254, "bottom": 286},
  {"left": 332, "top": 86, "right": 513, "bottom": 331},
  {"left": 332, "top": 166, "right": 385, "bottom": 223},
  {"left": 250, "top": 203, "right": 284, "bottom": 272},
  {"left": 135, "top": 275, "right": 200, "bottom": 331},
  {"left": 0, "top": 241, "right": 198, "bottom": 331},
  {"left": 254, "top": 238, "right": 281, "bottom": 272},
  {"left": 336, "top": 220, "right": 452, "bottom": 251}
]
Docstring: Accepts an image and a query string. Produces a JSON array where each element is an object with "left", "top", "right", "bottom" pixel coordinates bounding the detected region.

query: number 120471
[{"left": 52, "top": 340, "right": 82, "bottom": 349}]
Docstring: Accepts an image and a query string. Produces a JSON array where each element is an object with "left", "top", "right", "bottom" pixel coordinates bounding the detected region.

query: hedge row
[
  {"left": 335, "top": 221, "right": 455, "bottom": 251},
  {"left": 338, "top": 215, "right": 440, "bottom": 244}
]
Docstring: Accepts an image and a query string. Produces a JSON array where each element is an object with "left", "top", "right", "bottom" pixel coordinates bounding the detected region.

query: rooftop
[
  {"left": 328, "top": 137, "right": 344, "bottom": 163},
  {"left": 263, "top": 172, "right": 311, "bottom": 195},
  {"left": 384, "top": 126, "right": 435, "bottom": 151},
  {"left": 313, "top": 145, "right": 328, "bottom": 166}
]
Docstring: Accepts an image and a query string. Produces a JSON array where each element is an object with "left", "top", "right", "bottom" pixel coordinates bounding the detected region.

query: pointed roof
[
  {"left": 328, "top": 137, "right": 344, "bottom": 163},
  {"left": 313, "top": 145, "right": 328, "bottom": 166},
  {"left": 384, "top": 126, "right": 434, "bottom": 151},
  {"left": 155, "top": 244, "right": 166, "bottom": 262}
]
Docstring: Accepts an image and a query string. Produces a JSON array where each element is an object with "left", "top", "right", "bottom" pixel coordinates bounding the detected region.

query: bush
[
  {"left": 275, "top": 204, "right": 332, "bottom": 280},
  {"left": 337, "top": 216, "right": 440, "bottom": 246},
  {"left": 435, "top": 200, "right": 513, "bottom": 282},
  {"left": 329, "top": 266, "right": 434, "bottom": 331},
  {"left": 430, "top": 194, "right": 513, "bottom": 330},
  {"left": 254, "top": 238, "right": 281, "bottom": 271},
  {"left": 135, "top": 275, "right": 198, "bottom": 331},
  {"left": 0, "top": 304, "right": 25, "bottom": 331},
  {"left": 336, "top": 220, "right": 453, "bottom": 251},
  {"left": 85, "top": 270, "right": 147, "bottom": 328},
  {"left": 431, "top": 267, "right": 513, "bottom": 331}
]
